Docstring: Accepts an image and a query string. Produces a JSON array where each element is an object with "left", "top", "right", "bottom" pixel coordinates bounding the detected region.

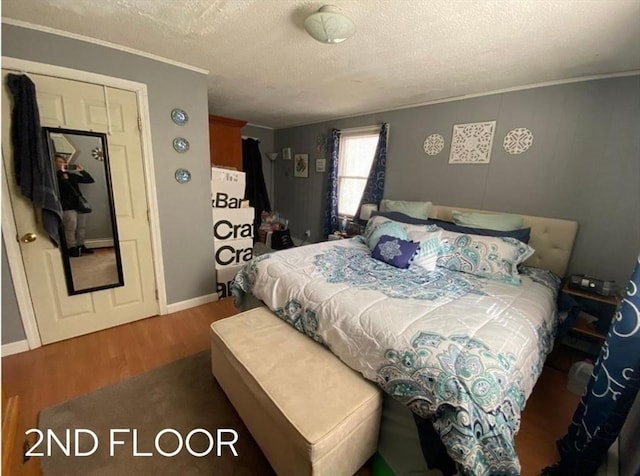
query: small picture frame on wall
[
  {"left": 294, "top": 154, "right": 309, "bottom": 178},
  {"left": 315, "top": 158, "right": 326, "bottom": 173},
  {"left": 282, "top": 147, "right": 292, "bottom": 160}
]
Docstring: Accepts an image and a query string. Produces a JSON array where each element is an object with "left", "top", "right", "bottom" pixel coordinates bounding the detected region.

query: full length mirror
[{"left": 44, "top": 127, "right": 124, "bottom": 295}]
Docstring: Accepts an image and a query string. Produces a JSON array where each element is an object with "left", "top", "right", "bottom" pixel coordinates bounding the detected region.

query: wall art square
[
  {"left": 294, "top": 154, "right": 309, "bottom": 178},
  {"left": 449, "top": 121, "right": 496, "bottom": 164},
  {"left": 315, "top": 158, "right": 326, "bottom": 173},
  {"left": 282, "top": 147, "right": 292, "bottom": 160}
]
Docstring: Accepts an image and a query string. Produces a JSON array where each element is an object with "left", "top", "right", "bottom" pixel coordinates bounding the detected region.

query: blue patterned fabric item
[
  {"left": 371, "top": 235, "right": 420, "bottom": 269},
  {"left": 229, "top": 238, "right": 562, "bottom": 475},
  {"left": 437, "top": 230, "right": 535, "bottom": 285},
  {"left": 273, "top": 299, "right": 325, "bottom": 345},
  {"left": 380, "top": 332, "right": 525, "bottom": 475},
  {"left": 543, "top": 253, "right": 640, "bottom": 476},
  {"left": 356, "top": 122, "right": 388, "bottom": 219},
  {"left": 323, "top": 129, "right": 341, "bottom": 237},
  {"left": 313, "top": 244, "right": 483, "bottom": 301}
]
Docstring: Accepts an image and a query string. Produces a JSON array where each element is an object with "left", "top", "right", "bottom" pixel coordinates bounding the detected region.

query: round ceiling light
[{"left": 304, "top": 5, "right": 355, "bottom": 44}]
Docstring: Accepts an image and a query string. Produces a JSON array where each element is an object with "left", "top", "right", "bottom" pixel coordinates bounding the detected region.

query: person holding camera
[{"left": 55, "top": 154, "right": 95, "bottom": 257}]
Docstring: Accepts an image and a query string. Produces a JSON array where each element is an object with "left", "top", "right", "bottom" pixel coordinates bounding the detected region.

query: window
[{"left": 337, "top": 128, "right": 380, "bottom": 217}]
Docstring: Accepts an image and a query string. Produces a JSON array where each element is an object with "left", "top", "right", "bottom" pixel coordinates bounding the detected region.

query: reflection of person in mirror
[{"left": 55, "top": 154, "right": 95, "bottom": 257}]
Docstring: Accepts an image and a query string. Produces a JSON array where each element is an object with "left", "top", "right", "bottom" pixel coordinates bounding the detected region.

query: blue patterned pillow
[
  {"left": 365, "top": 220, "right": 408, "bottom": 250},
  {"left": 372, "top": 235, "right": 420, "bottom": 269},
  {"left": 436, "top": 230, "right": 535, "bottom": 284}
]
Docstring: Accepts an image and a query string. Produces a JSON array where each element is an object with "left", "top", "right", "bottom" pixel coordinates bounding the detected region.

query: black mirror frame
[{"left": 43, "top": 127, "right": 125, "bottom": 295}]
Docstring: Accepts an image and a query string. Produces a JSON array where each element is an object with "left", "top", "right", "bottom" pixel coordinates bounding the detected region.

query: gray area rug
[{"left": 38, "top": 351, "right": 275, "bottom": 475}]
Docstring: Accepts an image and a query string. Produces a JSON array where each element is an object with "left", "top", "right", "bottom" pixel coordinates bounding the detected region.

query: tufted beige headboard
[{"left": 429, "top": 205, "right": 579, "bottom": 277}]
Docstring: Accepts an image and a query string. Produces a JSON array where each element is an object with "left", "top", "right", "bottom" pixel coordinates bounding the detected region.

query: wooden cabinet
[{"left": 208, "top": 115, "right": 247, "bottom": 170}]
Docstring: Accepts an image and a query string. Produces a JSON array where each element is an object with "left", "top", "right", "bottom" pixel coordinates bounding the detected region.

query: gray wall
[
  {"left": 242, "top": 124, "right": 275, "bottom": 204},
  {"left": 274, "top": 76, "right": 640, "bottom": 286},
  {"left": 2, "top": 24, "right": 215, "bottom": 344}
]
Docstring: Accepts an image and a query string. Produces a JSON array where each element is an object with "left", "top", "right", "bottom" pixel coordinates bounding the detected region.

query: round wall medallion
[
  {"left": 503, "top": 128, "right": 533, "bottom": 155},
  {"left": 173, "top": 137, "right": 190, "bottom": 153},
  {"left": 175, "top": 168, "right": 191, "bottom": 184},
  {"left": 171, "top": 108, "right": 189, "bottom": 126},
  {"left": 91, "top": 146, "right": 104, "bottom": 161},
  {"left": 423, "top": 133, "right": 444, "bottom": 156}
]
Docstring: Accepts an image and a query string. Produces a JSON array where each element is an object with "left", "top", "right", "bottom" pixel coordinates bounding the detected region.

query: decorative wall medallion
[
  {"left": 423, "top": 133, "right": 444, "bottom": 156},
  {"left": 173, "top": 137, "right": 190, "bottom": 153},
  {"left": 449, "top": 121, "right": 496, "bottom": 164},
  {"left": 171, "top": 108, "right": 189, "bottom": 125},
  {"left": 503, "top": 127, "right": 533, "bottom": 155},
  {"left": 91, "top": 146, "right": 104, "bottom": 161},
  {"left": 175, "top": 168, "right": 191, "bottom": 184}
]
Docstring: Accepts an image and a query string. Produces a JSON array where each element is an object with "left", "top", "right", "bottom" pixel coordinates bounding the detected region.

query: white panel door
[{"left": 1, "top": 71, "right": 158, "bottom": 344}]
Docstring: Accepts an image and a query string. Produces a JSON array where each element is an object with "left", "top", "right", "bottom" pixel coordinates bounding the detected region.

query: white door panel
[{"left": 1, "top": 71, "right": 158, "bottom": 344}]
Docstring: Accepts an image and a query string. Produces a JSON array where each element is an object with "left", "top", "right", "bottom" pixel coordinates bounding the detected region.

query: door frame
[{"left": 2, "top": 56, "right": 168, "bottom": 349}]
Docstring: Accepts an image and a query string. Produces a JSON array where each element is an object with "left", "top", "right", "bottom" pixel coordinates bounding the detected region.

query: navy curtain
[
  {"left": 6, "top": 74, "right": 62, "bottom": 246},
  {"left": 543, "top": 253, "right": 640, "bottom": 475},
  {"left": 323, "top": 129, "right": 341, "bottom": 237},
  {"left": 242, "top": 138, "right": 271, "bottom": 241},
  {"left": 356, "top": 123, "right": 388, "bottom": 221}
]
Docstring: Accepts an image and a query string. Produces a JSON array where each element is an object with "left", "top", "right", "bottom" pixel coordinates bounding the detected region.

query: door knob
[{"left": 19, "top": 233, "right": 37, "bottom": 243}]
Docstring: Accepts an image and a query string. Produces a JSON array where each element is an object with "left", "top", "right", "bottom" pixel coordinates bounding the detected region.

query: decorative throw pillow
[
  {"left": 371, "top": 235, "right": 420, "bottom": 269},
  {"left": 379, "top": 200, "right": 432, "bottom": 219},
  {"left": 451, "top": 210, "right": 524, "bottom": 231},
  {"left": 436, "top": 230, "right": 535, "bottom": 284},
  {"left": 365, "top": 220, "right": 408, "bottom": 250},
  {"left": 409, "top": 229, "right": 442, "bottom": 272}
]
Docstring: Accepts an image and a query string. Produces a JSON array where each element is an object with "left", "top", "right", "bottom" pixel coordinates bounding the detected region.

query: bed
[{"left": 231, "top": 205, "right": 578, "bottom": 475}]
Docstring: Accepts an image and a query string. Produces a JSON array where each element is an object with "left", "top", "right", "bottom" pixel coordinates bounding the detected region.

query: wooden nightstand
[{"left": 561, "top": 281, "right": 621, "bottom": 342}]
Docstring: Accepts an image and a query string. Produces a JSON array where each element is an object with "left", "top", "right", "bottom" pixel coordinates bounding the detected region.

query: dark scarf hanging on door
[
  {"left": 242, "top": 138, "right": 271, "bottom": 241},
  {"left": 6, "top": 73, "right": 62, "bottom": 246}
]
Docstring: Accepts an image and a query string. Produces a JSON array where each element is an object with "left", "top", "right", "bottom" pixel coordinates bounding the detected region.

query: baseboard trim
[
  {"left": 2, "top": 339, "right": 30, "bottom": 357},
  {"left": 166, "top": 293, "right": 219, "bottom": 314}
]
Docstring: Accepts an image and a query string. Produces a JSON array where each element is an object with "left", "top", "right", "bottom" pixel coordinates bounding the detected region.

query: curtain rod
[{"left": 242, "top": 135, "right": 260, "bottom": 141}]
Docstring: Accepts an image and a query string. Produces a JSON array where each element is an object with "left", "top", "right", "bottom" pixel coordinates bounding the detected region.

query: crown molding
[
  {"left": 282, "top": 70, "right": 640, "bottom": 129},
  {"left": 2, "top": 18, "right": 209, "bottom": 75}
]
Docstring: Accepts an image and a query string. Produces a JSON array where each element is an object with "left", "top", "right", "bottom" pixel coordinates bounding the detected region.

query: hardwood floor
[{"left": 2, "top": 298, "right": 581, "bottom": 475}]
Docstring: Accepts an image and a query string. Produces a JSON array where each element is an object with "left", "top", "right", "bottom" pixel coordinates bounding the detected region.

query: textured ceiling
[{"left": 3, "top": 0, "right": 640, "bottom": 129}]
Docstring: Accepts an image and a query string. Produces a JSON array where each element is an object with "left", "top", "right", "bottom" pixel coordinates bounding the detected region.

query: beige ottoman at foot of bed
[{"left": 210, "top": 307, "right": 382, "bottom": 476}]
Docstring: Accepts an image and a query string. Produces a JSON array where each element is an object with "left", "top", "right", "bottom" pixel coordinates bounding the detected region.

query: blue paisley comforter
[{"left": 231, "top": 237, "right": 560, "bottom": 476}]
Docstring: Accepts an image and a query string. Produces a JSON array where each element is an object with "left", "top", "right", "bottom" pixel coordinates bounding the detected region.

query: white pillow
[
  {"left": 409, "top": 229, "right": 442, "bottom": 272},
  {"left": 367, "top": 215, "right": 437, "bottom": 237},
  {"left": 380, "top": 200, "right": 432, "bottom": 219},
  {"left": 451, "top": 210, "right": 524, "bottom": 231}
]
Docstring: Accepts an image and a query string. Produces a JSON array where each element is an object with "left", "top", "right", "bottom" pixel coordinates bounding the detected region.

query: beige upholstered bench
[{"left": 210, "top": 307, "right": 383, "bottom": 476}]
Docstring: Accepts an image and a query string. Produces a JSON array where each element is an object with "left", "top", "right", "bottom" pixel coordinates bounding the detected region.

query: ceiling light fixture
[{"left": 304, "top": 5, "right": 355, "bottom": 44}]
